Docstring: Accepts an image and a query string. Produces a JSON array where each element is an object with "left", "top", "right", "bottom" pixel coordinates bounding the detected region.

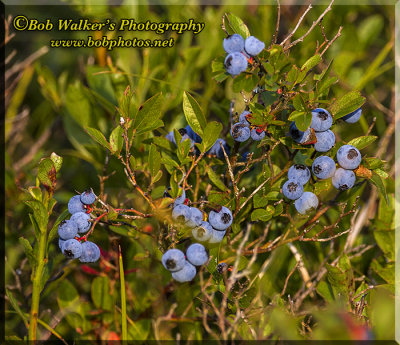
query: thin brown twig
[
  {"left": 280, "top": 4, "right": 313, "bottom": 46},
  {"left": 269, "top": 0, "right": 281, "bottom": 48}
]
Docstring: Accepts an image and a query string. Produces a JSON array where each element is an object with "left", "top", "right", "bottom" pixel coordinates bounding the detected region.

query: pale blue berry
[
  {"left": 289, "top": 122, "right": 312, "bottom": 144},
  {"left": 342, "top": 108, "right": 362, "bottom": 123},
  {"left": 294, "top": 192, "right": 319, "bottom": 215},
  {"left": 337, "top": 145, "right": 361, "bottom": 170},
  {"left": 186, "top": 207, "right": 203, "bottom": 228},
  {"left": 62, "top": 239, "right": 82, "bottom": 259},
  {"left": 311, "top": 108, "right": 333, "bottom": 132},
  {"left": 209, "top": 206, "right": 233, "bottom": 230},
  {"left": 186, "top": 243, "right": 209, "bottom": 266},
  {"left": 332, "top": 168, "right": 356, "bottom": 191},
  {"left": 250, "top": 128, "right": 265, "bottom": 141},
  {"left": 171, "top": 261, "right": 197, "bottom": 282},
  {"left": 208, "top": 229, "right": 226, "bottom": 243},
  {"left": 192, "top": 221, "right": 213, "bottom": 242},
  {"left": 223, "top": 33, "right": 245, "bottom": 53},
  {"left": 174, "top": 188, "right": 186, "bottom": 206},
  {"left": 207, "top": 139, "right": 230, "bottom": 159},
  {"left": 79, "top": 241, "right": 101, "bottom": 263},
  {"left": 282, "top": 179, "right": 304, "bottom": 200},
  {"left": 288, "top": 164, "right": 310, "bottom": 185},
  {"left": 80, "top": 189, "right": 96, "bottom": 205},
  {"left": 231, "top": 123, "right": 250, "bottom": 142},
  {"left": 68, "top": 195, "right": 86, "bottom": 214},
  {"left": 162, "top": 249, "right": 186, "bottom": 272},
  {"left": 224, "top": 52, "right": 248, "bottom": 76},
  {"left": 70, "top": 212, "right": 91, "bottom": 233},
  {"left": 312, "top": 156, "right": 336, "bottom": 179},
  {"left": 172, "top": 204, "right": 191, "bottom": 224},
  {"left": 314, "top": 130, "right": 335, "bottom": 152},
  {"left": 244, "top": 36, "right": 265, "bottom": 56},
  {"left": 239, "top": 110, "right": 251, "bottom": 126},
  {"left": 58, "top": 220, "right": 78, "bottom": 240}
]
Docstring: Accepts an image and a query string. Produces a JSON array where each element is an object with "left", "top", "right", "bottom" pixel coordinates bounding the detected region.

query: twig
[
  {"left": 320, "top": 26, "right": 343, "bottom": 57},
  {"left": 280, "top": 4, "right": 313, "bottom": 46},
  {"left": 269, "top": 0, "right": 281, "bottom": 48}
]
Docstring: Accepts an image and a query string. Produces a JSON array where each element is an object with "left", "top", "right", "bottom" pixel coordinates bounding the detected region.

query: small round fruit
[
  {"left": 186, "top": 207, "right": 203, "bottom": 228},
  {"left": 171, "top": 261, "right": 197, "bottom": 282},
  {"left": 68, "top": 195, "right": 86, "bottom": 214},
  {"left": 289, "top": 122, "right": 312, "bottom": 144},
  {"left": 244, "top": 36, "right": 265, "bottom": 56},
  {"left": 162, "top": 249, "right": 186, "bottom": 272},
  {"left": 342, "top": 108, "right": 362, "bottom": 123},
  {"left": 314, "top": 130, "right": 335, "bottom": 152},
  {"left": 186, "top": 243, "right": 208, "bottom": 266},
  {"left": 192, "top": 221, "right": 213, "bottom": 242},
  {"left": 288, "top": 164, "right": 311, "bottom": 185},
  {"left": 207, "top": 139, "right": 230, "bottom": 159},
  {"left": 239, "top": 110, "right": 251, "bottom": 126},
  {"left": 62, "top": 239, "right": 82, "bottom": 259},
  {"left": 184, "top": 125, "right": 202, "bottom": 143},
  {"left": 250, "top": 128, "right": 266, "bottom": 141},
  {"left": 59, "top": 238, "right": 65, "bottom": 250},
  {"left": 70, "top": 212, "right": 91, "bottom": 233},
  {"left": 312, "top": 156, "right": 336, "bottom": 179},
  {"left": 231, "top": 123, "right": 251, "bottom": 142},
  {"left": 282, "top": 179, "right": 304, "bottom": 200},
  {"left": 224, "top": 52, "right": 248, "bottom": 76},
  {"left": 223, "top": 33, "right": 245, "bottom": 53},
  {"left": 79, "top": 241, "right": 101, "bottom": 263},
  {"left": 208, "top": 229, "right": 226, "bottom": 243},
  {"left": 294, "top": 192, "right": 319, "bottom": 215},
  {"left": 337, "top": 145, "right": 362, "bottom": 170},
  {"left": 209, "top": 206, "right": 233, "bottom": 231},
  {"left": 58, "top": 220, "right": 78, "bottom": 240},
  {"left": 80, "top": 189, "right": 96, "bottom": 205},
  {"left": 172, "top": 204, "right": 191, "bottom": 224},
  {"left": 332, "top": 168, "right": 356, "bottom": 191},
  {"left": 174, "top": 188, "right": 186, "bottom": 206},
  {"left": 311, "top": 108, "right": 333, "bottom": 132}
]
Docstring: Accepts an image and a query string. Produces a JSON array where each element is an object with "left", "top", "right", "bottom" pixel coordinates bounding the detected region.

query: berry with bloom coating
[
  {"left": 314, "top": 130, "right": 335, "bottom": 152},
  {"left": 231, "top": 123, "right": 251, "bottom": 142},
  {"left": 162, "top": 249, "right": 186, "bottom": 272},
  {"left": 79, "top": 241, "right": 101, "bottom": 263},
  {"left": 244, "top": 36, "right": 265, "bottom": 56},
  {"left": 289, "top": 122, "right": 313, "bottom": 144},
  {"left": 59, "top": 238, "right": 65, "bottom": 250},
  {"left": 223, "top": 33, "right": 245, "bottom": 53},
  {"left": 312, "top": 156, "right": 336, "bottom": 179},
  {"left": 208, "top": 229, "right": 226, "bottom": 243},
  {"left": 165, "top": 128, "right": 195, "bottom": 148},
  {"left": 311, "top": 108, "right": 333, "bottom": 132},
  {"left": 192, "top": 221, "right": 213, "bottom": 242},
  {"left": 288, "top": 164, "right": 310, "bottom": 185},
  {"left": 207, "top": 139, "right": 230, "bottom": 159},
  {"left": 186, "top": 207, "right": 203, "bottom": 228},
  {"left": 171, "top": 261, "right": 197, "bottom": 282},
  {"left": 332, "top": 168, "right": 356, "bottom": 191},
  {"left": 337, "top": 145, "right": 361, "bottom": 170},
  {"left": 68, "top": 195, "right": 86, "bottom": 214},
  {"left": 294, "top": 192, "right": 319, "bottom": 215},
  {"left": 172, "top": 204, "right": 191, "bottom": 224},
  {"left": 282, "top": 179, "right": 304, "bottom": 200},
  {"left": 342, "top": 108, "right": 362, "bottom": 123},
  {"left": 70, "top": 212, "right": 91, "bottom": 233},
  {"left": 174, "top": 188, "right": 186, "bottom": 206},
  {"left": 186, "top": 243, "right": 209, "bottom": 266},
  {"left": 224, "top": 52, "right": 248, "bottom": 76},
  {"left": 250, "top": 128, "right": 266, "bottom": 141},
  {"left": 185, "top": 125, "right": 202, "bottom": 143},
  {"left": 239, "top": 110, "right": 251, "bottom": 126},
  {"left": 62, "top": 239, "right": 82, "bottom": 259},
  {"left": 209, "top": 206, "right": 233, "bottom": 230},
  {"left": 58, "top": 220, "right": 78, "bottom": 240},
  {"left": 80, "top": 189, "right": 96, "bottom": 205}
]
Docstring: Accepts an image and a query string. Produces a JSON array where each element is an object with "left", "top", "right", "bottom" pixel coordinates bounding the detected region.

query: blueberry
[
  {"left": 58, "top": 220, "right": 78, "bottom": 240},
  {"left": 79, "top": 241, "right": 101, "bottom": 263},
  {"left": 312, "top": 156, "right": 336, "bottom": 179},
  {"left": 244, "top": 36, "right": 265, "bottom": 56},
  {"left": 250, "top": 127, "right": 266, "bottom": 141},
  {"left": 342, "top": 108, "right": 362, "bottom": 123},
  {"left": 208, "top": 229, "right": 226, "bottom": 243},
  {"left": 289, "top": 122, "right": 312, "bottom": 144},
  {"left": 70, "top": 212, "right": 91, "bottom": 233},
  {"left": 172, "top": 204, "right": 191, "bottom": 224},
  {"left": 185, "top": 125, "right": 202, "bottom": 143},
  {"left": 174, "top": 188, "right": 186, "bottom": 206},
  {"left": 311, "top": 108, "right": 333, "bottom": 132},
  {"left": 217, "top": 262, "right": 228, "bottom": 274},
  {"left": 231, "top": 123, "right": 251, "bottom": 142},
  {"left": 192, "top": 221, "right": 213, "bottom": 242},
  {"left": 207, "top": 139, "right": 230, "bottom": 159},
  {"left": 68, "top": 195, "right": 86, "bottom": 214},
  {"left": 162, "top": 249, "right": 186, "bottom": 272},
  {"left": 332, "top": 168, "right": 356, "bottom": 191},
  {"left": 62, "top": 239, "right": 82, "bottom": 259},
  {"left": 80, "top": 189, "right": 96, "bottom": 205},
  {"left": 294, "top": 192, "right": 319, "bottom": 215},
  {"left": 165, "top": 128, "right": 195, "bottom": 148},
  {"left": 59, "top": 238, "right": 65, "bottom": 250},
  {"left": 208, "top": 206, "right": 233, "bottom": 230},
  {"left": 223, "top": 33, "right": 245, "bottom": 53},
  {"left": 282, "top": 179, "right": 304, "bottom": 200},
  {"left": 337, "top": 145, "right": 361, "bottom": 170},
  {"left": 314, "top": 130, "right": 335, "bottom": 152},
  {"left": 171, "top": 261, "right": 197, "bottom": 282},
  {"left": 186, "top": 207, "right": 203, "bottom": 228},
  {"left": 224, "top": 52, "right": 248, "bottom": 76},
  {"left": 186, "top": 243, "right": 209, "bottom": 266},
  {"left": 288, "top": 164, "right": 310, "bottom": 185},
  {"left": 239, "top": 110, "right": 251, "bottom": 126}
]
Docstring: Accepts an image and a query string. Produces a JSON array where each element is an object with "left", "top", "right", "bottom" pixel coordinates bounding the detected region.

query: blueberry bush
[{"left": 5, "top": 2, "right": 396, "bottom": 342}]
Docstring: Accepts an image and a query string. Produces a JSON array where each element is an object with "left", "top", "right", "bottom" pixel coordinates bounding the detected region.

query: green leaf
[
  {"left": 151, "top": 136, "right": 176, "bottom": 152},
  {"left": 50, "top": 152, "right": 63, "bottom": 173},
  {"left": 132, "top": 93, "right": 163, "bottom": 132},
  {"left": 19, "top": 237, "right": 37, "bottom": 268},
  {"left": 65, "top": 83, "right": 92, "bottom": 127},
  {"left": 289, "top": 111, "right": 312, "bottom": 132},
  {"left": 206, "top": 167, "right": 227, "bottom": 191},
  {"left": 148, "top": 144, "right": 161, "bottom": 178},
  {"left": 91, "top": 276, "right": 113, "bottom": 311},
  {"left": 370, "top": 172, "right": 388, "bottom": 204},
  {"left": 225, "top": 13, "right": 250, "bottom": 38},
  {"left": 85, "top": 127, "right": 110, "bottom": 150},
  {"left": 6, "top": 288, "right": 29, "bottom": 329},
  {"left": 183, "top": 91, "right": 206, "bottom": 136},
  {"left": 232, "top": 73, "right": 259, "bottom": 93},
  {"left": 201, "top": 122, "right": 223, "bottom": 153},
  {"left": 25, "top": 200, "right": 48, "bottom": 232},
  {"left": 347, "top": 135, "right": 377, "bottom": 150},
  {"left": 28, "top": 186, "right": 42, "bottom": 201},
  {"left": 325, "top": 263, "right": 349, "bottom": 301},
  {"left": 296, "top": 54, "right": 321, "bottom": 83},
  {"left": 364, "top": 157, "right": 385, "bottom": 170},
  {"left": 316, "top": 280, "right": 335, "bottom": 302},
  {"left": 251, "top": 206, "right": 274, "bottom": 222},
  {"left": 38, "top": 158, "right": 57, "bottom": 190},
  {"left": 109, "top": 126, "right": 123, "bottom": 155},
  {"left": 330, "top": 91, "right": 366, "bottom": 120},
  {"left": 57, "top": 279, "right": 80, "bottom": 311},
  {"left": 373, "top": 230, "right": 395, "bottom": 262}
]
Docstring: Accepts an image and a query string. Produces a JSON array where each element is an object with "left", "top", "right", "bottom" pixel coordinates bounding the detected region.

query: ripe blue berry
[
  {"left": 342, "top": 108, "right": 362, "bottom": 123},
  {"left": 289, "top": 122, "right": 312, "bottom": 144},
  {"left": 171, "top": 261, "right": 197, "bottom": 282},
  {"left": 62, "top": 239, "right": 82, "bottom": 259},
  {"left": 70, "top": 212, "right": 91, "bottom": 233},
  {"left": 186, "top": 243, "right": 209, "bottom": 266},
  {"left": 282, "top": 179, "right": 304, "bottom": 200},
  {"left": 314, "top": 130, "right": 335, "bottom": 152},
  {"left": 165, "top": 128, "right": 195, "bottom": 148},
  {"left": 294, "top": 192, "right": 319, "bottom": 215},
  {"left": 311, "top": 108, "right": 333, "bottom": 132},
  {"left": 207, "top": 139, "right": 230, "bottom": 159},
  {"left": 337, "top": 145, "right": 361, "bottom": 170},
  {"left": 185, "top": 125, "right": 202, "bottom": 143},
  {"left": 192, "top": 221, "right": 213, "bottom": 242},
  {"left": 58, "top": 220, "right": 78, "bottom": 240},
  {"left": 239, "top": 110, "right": 251, "bottom": 126},
  {"left": 250, "top": 128, "right": 265, "bottom": 141},
  {"left": 79, "top": 241, "right": 101, "bottom": 263},
  {"left": 162, "top": 249, "right": 186, "bottom": 272},
  {"left": 186, "top": 207, "right": 203, "bottom": 228},
  {"left": 209, "top": 229, "right": 226, "bottom": 243},
  {"left": 59, "top": 238, "right": 65, "bottom": 250},
  {"left": 174, "top": 188, "right": 186, "bottom": 206},
  {"left": 172, "top": 204, "right": 191, "bottom": 224},
  {"left": 68, "top": 195, "right": 86, "bottom": 214},
  {"left": 231, "top": 123, "right": 251, "bottom": 142},
  {"left": 224, "top": 52, "right": 248, "bottom": 76},
  {"left": 288, "top": 164, "right": 310, "bottom": 185},
  {"left": 312, "top": 156, "right": 336, "bottom": 179},
  {"left": 223, "top": 33, "right": 245, "bottom": 53},
  {"left": 332, "top": 168, "right": 356, "bottom": 191},
  {"left": 80, "top": 189, "right": 96, "bottom": 205},
  {"left": 209, "top": 206, "right": 233, "bottom": 230},
  {"left": 244, "top": 36, "right": 265, "bottom": 56}
]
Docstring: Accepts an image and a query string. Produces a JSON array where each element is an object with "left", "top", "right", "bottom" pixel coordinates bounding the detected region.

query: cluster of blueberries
[
  {"left": 231, "top": 110, "right": 266, "bottom": 142},
  {"left": 223, "top": 34, "right": 265, "bottom": 76},
  {"left": 57, "top": 190, "right": 101, "bottom": 262},
  {"left": 282, "top": 107, "right": 363, "bottom": 214},
  {"left": 161, "top": 243, "right": 209, "bottom": 282}
]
